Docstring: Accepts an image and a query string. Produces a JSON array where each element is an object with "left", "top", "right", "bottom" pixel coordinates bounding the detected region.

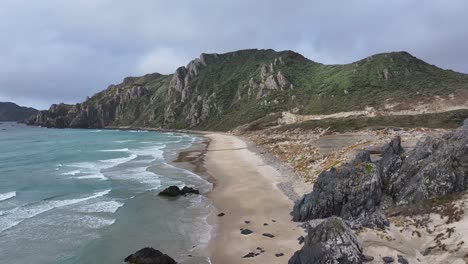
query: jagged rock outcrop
[
  {"left": 26, "top": 73, "right": 166, "bottom": 128},
  {"left": 292, "top": 151, "right": 382, "bottom": 223},
  {"left": 289, "top": 217, "right": 364, "bottom": 264},
  {"left": 251, "top": 57, "right": 293, "bottom": 99},
  {"left": 386, "top": 119, "right": 468, "bottom": 205},
  {"left": 124, "top": 247, "right": 177, "bottom": 264},
  {"left": 163, "top": 54, "right": 219, "bottom": 128},
  {"left": 292, "top": 119, "right": 468, "bottom": 227}
]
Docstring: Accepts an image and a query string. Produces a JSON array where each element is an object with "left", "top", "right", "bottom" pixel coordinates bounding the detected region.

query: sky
[{"left": 1, "top": 0, "right": 467, "bottom": 110}]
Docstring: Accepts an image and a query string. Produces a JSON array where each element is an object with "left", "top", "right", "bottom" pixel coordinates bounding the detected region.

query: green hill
[
  {"left": 0, "top": 102, "right": 38, "bottom": 121},
  {"left": 26, "top": 49, "right": 468, "bottom": 130}
]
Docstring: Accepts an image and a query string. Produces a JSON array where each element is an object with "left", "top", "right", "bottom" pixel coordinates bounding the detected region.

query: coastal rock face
[
  {"left": 289, "top": 217, "right": 364, "bottom": 264},
  {"left": 385, "top": 120, "right": 468, "bottom": 205},
  {"left": 292, "top": 151, "right": 382, "bottom": 222},
  {"left": 26, "top": 73, "right": 168, "bottom": 128},
  {"left": 292, "top": 119, "right": 468, "bottom": 225},
  {"left": 124, "top": 247, "right": 177, "bottom": 264},
  {"left": 163, "top": 54, "right": 220, "bottom": 128}
]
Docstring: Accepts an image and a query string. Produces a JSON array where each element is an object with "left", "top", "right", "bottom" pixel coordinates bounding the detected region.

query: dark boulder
[
  {"left": 242, "top": 252, "right": 256, "bottom": 258},
  {"left": 158, "top": 186, "right": 182, "bottom": 197},
  {"left": 158, "top": 186, "right": 199, "bottom": 197},
  {"left": 397, "top": 255, "right": 409, "bottom": 264},
  {"left": 289, "top": 217, "right": 364, "bottom": 264},
  {"left": 124, "top": 247, "right": 177, "bottom": 264},
  {"left": 181, "top": 186, "right": 199, "bottom": 195},
  {"left": 240, "top": 228, "right": 253, "bottom": 235},
  {"left": 382, "top": 256, "right": 395, "bottom": 263}
]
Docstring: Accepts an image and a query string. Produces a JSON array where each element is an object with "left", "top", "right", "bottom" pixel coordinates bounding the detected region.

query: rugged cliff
[
  {"left": 0, "top": 102, "right": 37, "bottom": 121},
  {"left": 26, "top": 49, "right": 468, "bottom": 130}
]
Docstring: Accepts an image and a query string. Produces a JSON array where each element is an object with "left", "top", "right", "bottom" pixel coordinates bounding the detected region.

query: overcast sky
[{"left": 1, "top": 0, "right": 467, "bottom": 109}]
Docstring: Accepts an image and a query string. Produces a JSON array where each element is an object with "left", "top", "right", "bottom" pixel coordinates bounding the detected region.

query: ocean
[{"left": 0, "top": 122, "right": 214, "bottom": 263}]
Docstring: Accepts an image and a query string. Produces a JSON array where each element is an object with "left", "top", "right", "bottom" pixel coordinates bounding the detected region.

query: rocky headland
[{"left": 288, "top": 119, "right": 468, "bottom": 263}]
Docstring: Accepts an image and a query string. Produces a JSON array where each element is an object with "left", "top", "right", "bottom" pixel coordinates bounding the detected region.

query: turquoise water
[{"left": 0, "top": 122, "right": 213, "bottom": 263}]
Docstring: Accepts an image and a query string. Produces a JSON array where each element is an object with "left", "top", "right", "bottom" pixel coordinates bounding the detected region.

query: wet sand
[{"left": 204, "top": 133, "right": 304, "bottom": 263}]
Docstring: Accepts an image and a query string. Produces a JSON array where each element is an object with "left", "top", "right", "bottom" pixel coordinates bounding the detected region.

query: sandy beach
[{"left": 204, "top": 133, "right": 305, "bottom": 263}]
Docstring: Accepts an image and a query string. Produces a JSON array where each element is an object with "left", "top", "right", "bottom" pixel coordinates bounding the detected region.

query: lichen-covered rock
[
  {"left": 292, "top": 151, "right": 382, "bottom": 222},
  {"left": 387, "top": 121, "right": 468, "bottom": 205},
  {"left": 289, "top": 217, "right": 364, "bottom": 264}
]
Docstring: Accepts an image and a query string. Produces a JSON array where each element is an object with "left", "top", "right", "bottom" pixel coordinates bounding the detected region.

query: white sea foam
[
  {"left": 0, "top": 191, "right": 16, "bottom": 202},
  {"left": 128, "top": 130, "right": 148, "bottom": 133},
  {"left": 0, "top": 189, "right": 111, "bottom": 233},
  {"left": 75, "top": 215, "right": 116, "bottom": 229},
  {"left": 74, "top": 200, "right": 124, "bottom": 213},
  {"left": 113, "top": 140, "right": 134, "bottom": 143},
  {"left": 98, "top": 154, "right": 137, "bottom": 166},
  {"left": 61, "top": 170, "right": 81, "bottom": 176},
  {"left": 98, "top": 148, "right": 129, "bottom": 152},
  {"left": 68, "top": 153, "right": 137, "bottom": 181},
  {"left": 76, "top": 174, "right": 108, "bottom": 180},
  {"left": 130, "top": 145, "right": 165, "bottom": 161},
  {"left": 106, "top": 166, "right": 161, "bottom": 190}
]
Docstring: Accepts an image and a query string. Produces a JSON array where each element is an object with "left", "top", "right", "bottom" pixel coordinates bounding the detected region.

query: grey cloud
[{"left": 0, "top": 0, "right": 467, "bottom": 109}]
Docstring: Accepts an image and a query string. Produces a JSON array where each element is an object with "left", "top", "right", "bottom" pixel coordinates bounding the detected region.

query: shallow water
[{"left": 0, "top": 122, "right": 213, "bottom": 263}]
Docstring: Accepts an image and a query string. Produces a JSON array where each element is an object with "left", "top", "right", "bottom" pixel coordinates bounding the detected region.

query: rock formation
[
  {"left": 292, "top": 119, "right": 468, "bottom": 225},
  {"left": 289, "top": 217, "right": 364, "bottom": 264},
  {"left": 290, "top": 120, "right": 468, "bottom": 263},
  {"left": 292, "top": 151, "right": 382, "bottom": 224},
  {"left": 124, "top": 247, "right": 177, "bottom": 264},
  {"left": 158, "top": 186, "right": 199, "bottom": 197}
]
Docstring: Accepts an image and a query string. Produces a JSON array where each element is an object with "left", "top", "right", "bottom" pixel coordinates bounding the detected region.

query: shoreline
[{"left": 201, "top": 133, "right": 305, "bottom": 263}]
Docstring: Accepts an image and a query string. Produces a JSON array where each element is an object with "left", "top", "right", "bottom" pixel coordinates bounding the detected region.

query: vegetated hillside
[
  {"left": 27, "top": 73, "right": 172, "bottom": 128},
  {"left": 26, "top": 49, "right": 468, "bottom": 130},
  {"left": 0, "top": 102, "right": 38, "bottom": 121}
]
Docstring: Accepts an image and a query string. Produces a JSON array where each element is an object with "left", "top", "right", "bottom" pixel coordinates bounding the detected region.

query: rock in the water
[
  {"left": 158, "top": 186, "right": 199, "bottom": 197},
  {"left": 158, "top": 186, "right": 182, "bottom": 197},
  {"left": 180, "top": 186, "right": 199, "bottom": 195},
  {"left": 262, "top": 233, "right": 275, "bottom": 238},
  {"left": 124, "top": 247, "right": 177, "bottom": 264},
  {"left": 241, "top": 229, "right": 253, "bottom": 235},
  {"left": 275, "top": 253, "right": 284, "bottom": 257},
  {"left": 217, "top": 212, "right": 225, "bottom": 217},
  {"left": 382, "top": 256, "right": 395, "bottom": 263},
  {"left": 289, "top": 217, "right": 364, "bottom": 264}
]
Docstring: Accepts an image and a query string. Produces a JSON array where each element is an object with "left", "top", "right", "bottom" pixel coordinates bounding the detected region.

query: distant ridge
[
  {"left": 25, "top": 49, "right": 468, "bottom": 130},
  {"left": 0, "top": 102, "right": 38, "bottom": 121}
]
